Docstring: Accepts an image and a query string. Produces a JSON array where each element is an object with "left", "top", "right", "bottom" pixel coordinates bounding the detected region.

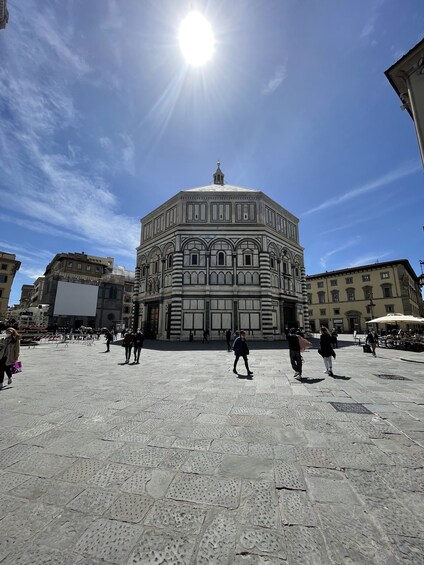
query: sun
[{"left": 179, "top": 11, "right": 215, "bottom": 67}]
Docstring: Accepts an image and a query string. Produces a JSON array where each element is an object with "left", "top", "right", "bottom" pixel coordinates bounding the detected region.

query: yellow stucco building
[{"left": 306, "top": 259, "right": 423, "bottom": 333}]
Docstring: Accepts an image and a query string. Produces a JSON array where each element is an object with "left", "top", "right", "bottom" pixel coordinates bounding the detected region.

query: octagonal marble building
[{"left": 133, "top": 164, "right": 308, "bottom": 340}]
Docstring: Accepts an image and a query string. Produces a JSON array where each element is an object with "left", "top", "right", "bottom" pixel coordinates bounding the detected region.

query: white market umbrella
[{"left": 367, "top": 313, "right": 424, "bottom": 325}]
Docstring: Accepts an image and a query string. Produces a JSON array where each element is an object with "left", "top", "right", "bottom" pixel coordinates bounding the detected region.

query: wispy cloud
[
  {"left": 302, "top": 161, "right": 421, "bottom": 217},
  {"left": 320, "top": 237, "right": 361, "bottom": 270},
  {"left": 346, "top": 252, "right": 392, "bottom": 268},
  {"left": 262, "top": 61, "right": 288, "bottom": 95},
  {"left": 0, "top": 2, "right": 138, "bottom": 264}
]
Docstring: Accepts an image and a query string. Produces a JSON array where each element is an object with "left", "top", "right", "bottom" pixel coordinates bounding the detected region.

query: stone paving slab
[{"left": 0, "top": 339, "right": 423, "bottom": 563}]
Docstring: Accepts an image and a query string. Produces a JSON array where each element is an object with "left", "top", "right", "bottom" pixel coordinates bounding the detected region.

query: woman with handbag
[
  {"left": 319, "top": 326, "right": 335, "bottom": 377},
  {"left": 0, "top": 327, "right": 21, "bottom": 390}
]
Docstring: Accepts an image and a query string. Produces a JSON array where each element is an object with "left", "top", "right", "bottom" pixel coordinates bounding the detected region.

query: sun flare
[{"left": 179, "top": 11, "right": 215, "bottom": 67}]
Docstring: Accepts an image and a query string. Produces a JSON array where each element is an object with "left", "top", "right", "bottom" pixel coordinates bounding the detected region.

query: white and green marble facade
[{"left": 133, "top": 173, "right": 307, "bottom": 340}]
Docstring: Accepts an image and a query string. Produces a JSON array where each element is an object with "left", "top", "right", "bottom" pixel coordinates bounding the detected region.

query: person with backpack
[{"left": 232, "top": 330, "right": 253, "bottom": 376}]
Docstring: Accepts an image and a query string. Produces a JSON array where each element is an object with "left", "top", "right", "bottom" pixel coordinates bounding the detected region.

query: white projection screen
[{"left": 53, "top": 281, "right": 99, "bottom": 316}]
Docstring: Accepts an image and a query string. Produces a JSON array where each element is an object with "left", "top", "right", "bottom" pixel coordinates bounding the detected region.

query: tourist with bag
[
  {"left": 366, "top": 330, "right": 378, "bottom": 357},
  {"left": 0, "top": 327, "right": 21, "bottom": 390},
  {"left": 288, "top": 327, "right": 311, "bottom": 380},
  {"left": 318, "top": 326, "right": 335, "bottom": 377}
]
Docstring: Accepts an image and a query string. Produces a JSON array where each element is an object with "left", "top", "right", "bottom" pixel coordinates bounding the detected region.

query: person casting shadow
[{"left": 232, "top": 330, "right": 253, "bottom": 376}]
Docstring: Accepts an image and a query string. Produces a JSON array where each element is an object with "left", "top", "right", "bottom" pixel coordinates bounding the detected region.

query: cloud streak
[
  {"left": 320, "top": 237, "right": 361, "bottom": 270},
  {"left": 262, "top": 61, "right": 288, "bottom": 95},
  {"left": 0, "top": 2, "right": 139, "bottom": 265},
  {"left": 302, "top": 161, "right": 421, "bottom": 217}
]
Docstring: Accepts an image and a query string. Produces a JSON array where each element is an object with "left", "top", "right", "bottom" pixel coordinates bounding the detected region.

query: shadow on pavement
[{"left": 298, "top": 377, "right": 326, "bottom": 384}]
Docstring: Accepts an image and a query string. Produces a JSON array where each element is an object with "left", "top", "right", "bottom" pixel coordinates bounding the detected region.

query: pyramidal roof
[{"left": 183, "top": 162, "right": 259, "bottom": 193}]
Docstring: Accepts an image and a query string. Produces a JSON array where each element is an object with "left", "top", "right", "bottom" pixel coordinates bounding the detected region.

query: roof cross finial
[{"left": 213, "top": 161, "right": 224, "bottom": 185}]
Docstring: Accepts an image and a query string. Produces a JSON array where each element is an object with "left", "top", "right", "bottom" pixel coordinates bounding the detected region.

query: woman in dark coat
[
  {"left": 123, "top": 330, "right": 133, "bottom": 364},
  {"left": 319, "top": 326, "right": 335, "bottom": 376},
  {"left": 233, "top": 330, "right": 253, "bottom": 376},
  {"left": 133, "top": 330, "right": 144, "bottom": 364}
]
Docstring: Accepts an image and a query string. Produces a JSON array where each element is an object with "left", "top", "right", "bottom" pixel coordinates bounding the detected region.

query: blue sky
[{"left": 1, "top": 0, "right": 423, "bottom": 306}]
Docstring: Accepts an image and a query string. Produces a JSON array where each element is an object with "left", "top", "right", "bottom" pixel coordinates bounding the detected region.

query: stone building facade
[
  {"left": 133, "top": 165, "right": 307, "bottom": 340},
  {"left": 0, "top": 251, "right": 21, "bottom": 317},
  {"left": 306, "top": 259, "right": 424, "bottom": 333}
]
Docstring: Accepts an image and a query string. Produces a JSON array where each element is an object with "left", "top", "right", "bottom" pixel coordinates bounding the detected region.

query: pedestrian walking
[
  {"left": 366, "top": 329, "right": 378, "bottom": 357},
  {"left": 225, "top": 329, "right": 232, "bottom": 351},
  {"left": 0, "top": 327, "right": 21, "bottom": 390},
  {"left": 202, "top": 329, "right": 209, "bottom": 343},
  {"left": 318, "top": 326, "right": 336, "bottom": 376},
  {"left": 287, "top": 327, "right": 311, "bottom": 380},
  {"left": 133, "top": 330, "right": 144, "bottom": 364},
  {"left": 232, "top": 330, "right": 253, "bottom": 376},
  {"left": 104, "top": 329, "right": 113, "bottom": 352},
  {"left": 331, "top": 329, "right": 338, "bottom": 349},
  {"left": 122, "top": 330, "right": 133, "bottom": 364}
]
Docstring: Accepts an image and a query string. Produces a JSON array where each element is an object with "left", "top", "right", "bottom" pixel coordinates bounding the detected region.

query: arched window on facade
[{"left": 217, "top": 252, "right": 225, "bottom": 266}]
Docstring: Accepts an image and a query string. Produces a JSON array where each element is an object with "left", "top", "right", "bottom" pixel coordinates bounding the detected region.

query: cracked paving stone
[
  {"left": 285, "top": 525, "right": 329, "bottom": 564},
  {"left": 1, "top": 544, "right": 79, "bottom": 565},
  {"left": 195, "top": 511, "right": 237, "bottom": 564},
  {"left": 0, "top": 494, "right": 25, "bottom": 519},
  {"left": 345, "top": 468, "right": 394, "bottom": 500},
  {"left": 0, "top": 501, "right": 61, "bottom": 541},
  {"left": 144, "top": 499, "right": 207, "bottom": 534},
  {"left": 74, "top": 517, "right": 143, "bottom": 562},
  {"left": 274, "top": 462, "right": 306, "bottom": 490},
  {"left": 240, "top": 481, "right": 280, "bottom": 529},
  {"left": 0, "top": 444, "right": 42, "bottom": 469},
  {"left": 0, "top": 471, "right": 30, "bottom": 493},
  {"left": 59, "top": 458, "right": 105, "bottom": 483},
  {"left": 128, "top": 527, "right": 196, "bottom": 565},
  {"left": 7, "top": 452, "right": 76, "bottom": 478},
  {"left": 316, "top": 502, "right": 398, "bottom": 565},
  {"left": 105, "top": 492, "right": 154, "bottom": 523},
  {"left": 376, "top": 466, "right": 424, "bottom": 493},
  {"left": 390, "top": 536, "right": 424, "bottom": 564},
  {"left": 278, "top": 489, "right": 318, "bottom": 526},
  {"left": 66, "top": 487, "right": 118, "bottom": 515},
  {"left": 9, "top": 476, "right": 84, "bottom": 506},
  {"left": 33, "top": 509, "right": 96, "bottom": 550},
  {"left": 120, "top": 468, "right": 175, "bottom": 499},
  {"left": 365, "top": 498, "right": 424, "bottom": 538},
  {"left": 166, "top": 473, "right": 241, "bottom": 508},
  {"left": 237, "top": 528, "right": 286, "bottom": 559},
  {"left": 181, "top": 451, "right": 224, "bottom": 474}
]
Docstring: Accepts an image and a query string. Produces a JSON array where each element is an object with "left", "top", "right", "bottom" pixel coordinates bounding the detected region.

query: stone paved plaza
[{"left": 0, "top": 337, "right": 423, "bottom": 564}]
